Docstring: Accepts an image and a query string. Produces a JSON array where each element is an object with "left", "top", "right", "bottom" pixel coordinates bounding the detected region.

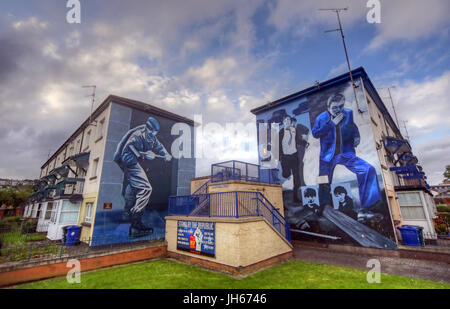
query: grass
[
  {"left": 0, "top": 231, "right": 62, "bottom": 262},
  {"left": 15, "top": 259, "right": 450, "bottom": 289},
  {"left": 0, "top": 231, "right": 47, "bottom": 245}
]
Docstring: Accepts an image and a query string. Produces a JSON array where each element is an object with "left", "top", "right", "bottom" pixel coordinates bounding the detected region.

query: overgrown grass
[
  {"left": 15, "top": 259, "right": 450, "bottom": 289},
  {"left": 0, "top": 231, "right": 61, "bottom": 262},
  {"left": 0, "top": 231, "right": 47, "bottom": 246}
]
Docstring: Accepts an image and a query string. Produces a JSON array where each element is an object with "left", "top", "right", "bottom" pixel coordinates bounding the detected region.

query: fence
[
  {"left": 422, "top": 232, "right": 450, "bottom": 248},
  {"left": 0, "top": 233, "right": 164, "bottom": 264},
  {"left": 0, "top": 217, "right": 163, "bottom": 264},
  {"left": 210, "top": 160, "right": 278, "bottom": 184},
  {"left": 168, "top": 191, "right": 291, "bottom": 243}
]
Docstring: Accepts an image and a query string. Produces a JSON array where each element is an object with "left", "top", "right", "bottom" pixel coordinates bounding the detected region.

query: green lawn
[{"left": 14, "top": 259, "right": 449, "bottom": 289}]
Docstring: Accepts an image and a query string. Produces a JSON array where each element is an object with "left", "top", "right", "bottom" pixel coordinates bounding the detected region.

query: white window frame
[
  {"left": 45, "top": 202, "right": 54, "bottom": 220},
  {"left": 84, "top": 202, "right": 93, "bottom": 223},
  {"left": 91, "top": 158, "right": 99, "bottom": 178},
  {"left": 36, "top": 203, "right": 43, "bottom": 219},
  {"left": 58, "top": 200, "right": 80, "bottom": 224},
  {"left": 50, "top": 201, "right": 59, "bottom": 223},
  {"left": 84, "top": 130, "right": 91, "bottom": 150},
  {"left": 397, "top": 192, "right": 426, "bottom": 220}
]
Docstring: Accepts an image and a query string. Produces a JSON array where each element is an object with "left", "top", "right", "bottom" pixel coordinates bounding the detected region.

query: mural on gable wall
[
  {"left": 256, "top": 80, "right": 397, "bottom": 249},
  {"left": 91, "top": 104, "right": 194, "bottom": 246},
  {"left": 113, "top": 116, "right": 173, "bottom": 239}
]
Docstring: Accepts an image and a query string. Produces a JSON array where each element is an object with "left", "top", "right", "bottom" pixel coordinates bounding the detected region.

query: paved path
[{"left": 293, "top": 245, "right": 450, "bottom": 283}]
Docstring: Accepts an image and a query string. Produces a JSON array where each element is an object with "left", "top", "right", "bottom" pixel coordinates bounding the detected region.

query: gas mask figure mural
[{"left": 113, "top": 117, "right": 172, "bottom": 238}]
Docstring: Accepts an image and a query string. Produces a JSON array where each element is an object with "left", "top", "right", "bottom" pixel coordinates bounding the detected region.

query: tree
[
  {"left": 0, "top": 186, "right": 33, "bottom": 207},
  {"left": 444, "top": 165, "right": 450, "bottom": 183}
]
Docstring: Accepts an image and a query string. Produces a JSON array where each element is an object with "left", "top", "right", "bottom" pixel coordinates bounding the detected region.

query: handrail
[
  {"left": 192, "top": 179, "right": 209, "bottom": 195},
  {"left": 210, "top": 160, "right": 277, "bottom": 184},
  {"left": 255, "top": 193, "right": 290, "bottom": 241}
]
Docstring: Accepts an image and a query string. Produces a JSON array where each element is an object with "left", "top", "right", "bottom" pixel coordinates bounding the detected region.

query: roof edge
[{"left": 41, "top": 95, "right": 195, "bottom": 170}]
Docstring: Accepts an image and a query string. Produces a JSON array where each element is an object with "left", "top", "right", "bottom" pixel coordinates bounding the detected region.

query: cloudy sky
[{"left": 0, "top": 0, "right": 449, "bottom": 184}]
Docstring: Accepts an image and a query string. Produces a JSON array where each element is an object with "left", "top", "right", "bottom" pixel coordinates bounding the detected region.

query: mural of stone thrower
[{"left": 113, "top": 117, "right": 172, "bottom": 238}]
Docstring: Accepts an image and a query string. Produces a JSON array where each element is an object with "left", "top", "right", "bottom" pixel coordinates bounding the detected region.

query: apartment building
[
  {"left": 26, "top": 95, "right": 195, "bottom": 245},
  {"left": 251, "top": 67, "right": 436, "bottom": 249}
]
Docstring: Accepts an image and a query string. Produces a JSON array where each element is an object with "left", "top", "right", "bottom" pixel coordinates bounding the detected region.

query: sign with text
[{"left": 177, "top": 220, "right": 215, "bottom": 257}]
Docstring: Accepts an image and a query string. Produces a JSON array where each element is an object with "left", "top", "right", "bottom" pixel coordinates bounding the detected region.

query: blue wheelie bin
[
  {"left": 409, "top": 225, "right": 425, "bottom": 246},
  {"left": 397, "top": 226, "right": 424, "bottom": 247},
  {"left": 65, "top": 225, "right": 82, "bottom": 246}
]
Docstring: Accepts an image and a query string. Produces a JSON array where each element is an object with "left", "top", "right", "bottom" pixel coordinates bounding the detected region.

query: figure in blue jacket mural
[
  {"left": 113, "top": 117, "right": 172, "bottom": 238},
  {"left": 311, "top": 93, "right": 383, "bottom": 222}
]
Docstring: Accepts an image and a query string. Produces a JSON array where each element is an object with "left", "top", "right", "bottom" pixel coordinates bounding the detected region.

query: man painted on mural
[
  {"left": 333, "top": 186, "right": 357, "bottom": 220},
  {"left": 279, "top": 115, "right": 309, "bottom": 203},
  {"left": 311, "top": 93, "right": 383, "bottom": 222},
  {"left": 113, "top": 117, "right": 172, "bottom": 238},
  {"left": 193, "top": 226, "right": 203, "bottom": 252}
]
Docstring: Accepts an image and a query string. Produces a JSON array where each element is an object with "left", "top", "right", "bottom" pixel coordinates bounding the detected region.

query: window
[
  {"left": 59, "top": 200, "right": 79, "bottom": 224},
  {"left": 91, "top": 158, "right": 99, "bottom": 178},
  {"left": 36, "top": 203, "right": 42, "bottom": 219},
  {"left": 45, "top": 202, "right": 54, "bottom": 220},
  {"left": 397, "top": 192, "right": 426, "bottom": 220},
  {"left": 84, "top": 202, "right": 93, "bottom": 223},
  {"left": 97, "top": 118, "right": 105, "bottom": 140},
  {"left": 50, "top": 201, "right": 59, "bottom": 223},
  {"left": 76, "top": 139, "right": 81, "bottom": 152},
  {"left": 84, "top": 130, "right": 91, "bottom": 150}
]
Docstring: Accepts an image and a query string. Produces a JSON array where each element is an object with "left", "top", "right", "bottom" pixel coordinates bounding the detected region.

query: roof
[
  {"left": 250, "top": 67, "right": 403, "bottom": 138},
  {"left": 41, "top": 95, "right": 195, "bottom": 169}
]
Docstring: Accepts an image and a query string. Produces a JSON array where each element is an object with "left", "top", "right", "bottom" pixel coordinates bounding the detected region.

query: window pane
[
  {"left": 51, "top": 208, "right": 58, "bottom": 223},
  {"left": 62, "top": 200, "right": 79, "bottom": 212},
  {"left": 400, "top": 206, "right": 426, "bottom": 220},
  {"left": 59, "top": 212, "right": 79, "bottom": 224},
  {"left": 45, "top": 202, "right": 53, "bottom": 220},
  {"left": 85, "top": 203, "right": 93, "bottom": 222},
  {"left": 397, "top": 192, "right": 422, "bottom": 207}
]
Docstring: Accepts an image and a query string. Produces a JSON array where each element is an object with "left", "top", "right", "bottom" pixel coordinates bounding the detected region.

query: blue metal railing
[
  {"left": 168, "top": 191, "right": 291, "bottom": 243},
  {"left": 210, "top": 160, "right": 278, "bottom": 184},
  {"left": 192, "top": 179, "right": 209, "bottom": 195}
]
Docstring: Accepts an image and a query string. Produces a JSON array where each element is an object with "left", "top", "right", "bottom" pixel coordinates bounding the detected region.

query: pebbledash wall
[
  {"left": 251, "top": 67, "right": 400, "bottom": 250},
  {"left": 90, "top": 97, "right": 195, "bottom": 246}
]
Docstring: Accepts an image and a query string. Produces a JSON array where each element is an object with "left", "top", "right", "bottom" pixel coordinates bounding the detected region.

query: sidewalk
[{"left": 292, "top": 244, "right": 450, "bottom": 283}]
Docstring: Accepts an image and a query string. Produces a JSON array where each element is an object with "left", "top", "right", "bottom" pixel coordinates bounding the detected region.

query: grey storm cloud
[{"left": 0, "top": 0, "right": 448, "bottom": 183}]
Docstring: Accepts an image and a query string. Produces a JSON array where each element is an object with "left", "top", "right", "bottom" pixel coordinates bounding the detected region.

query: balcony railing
[
  {"left": 168, "top": 191, "right": 291, "bottom": 243},
  {"left": 210, "top": 160, "right": 278, "bottom": 184}
]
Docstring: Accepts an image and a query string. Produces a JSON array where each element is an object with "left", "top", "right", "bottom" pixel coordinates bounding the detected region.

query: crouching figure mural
[{"left": 113, "top": 117, "right": 172, "bottom": 238}]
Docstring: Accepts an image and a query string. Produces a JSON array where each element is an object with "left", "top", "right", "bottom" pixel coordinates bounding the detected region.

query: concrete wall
[
  {"left": 363, "top": 82, "right": 402, "bottom": 232},
  {"left": 190, "top": 176, "right": 210, "bottom": 194},
  {"left": 78, "top": 192, "right": 98, "bottom": 241},
  {"left": 166, "top": 216, "right": 292, "bottom": 268}
]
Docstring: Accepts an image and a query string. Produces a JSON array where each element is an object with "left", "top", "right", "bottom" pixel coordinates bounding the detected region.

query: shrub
[
  {"left": 0, "top": 216, "right": 22, "bottom": 232},
  {"left": 21, "top": 219, "right": 38, "bottom": 234},
  {"left": 437, "top": 205, "right": 450, "bottom": 213},
  {"left": 435, "top": 223, "right": 448, "bottom": 234}
]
